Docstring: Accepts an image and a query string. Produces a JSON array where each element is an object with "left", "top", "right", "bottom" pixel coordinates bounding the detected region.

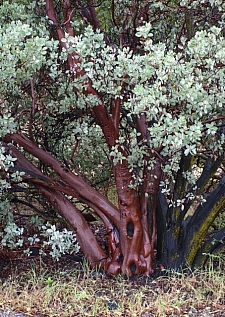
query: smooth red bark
[{"left": 3, "top": 1, "right": 162, "bottom": 276}]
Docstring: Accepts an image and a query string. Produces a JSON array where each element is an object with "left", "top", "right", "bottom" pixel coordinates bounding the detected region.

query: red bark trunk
[{"left": 3, "top": 1, "right": 162, "bottom": 276}]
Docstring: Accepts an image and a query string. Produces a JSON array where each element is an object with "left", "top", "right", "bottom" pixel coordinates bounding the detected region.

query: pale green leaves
[
  {"left": 0, "top": 114, "right": 16, "bottom": 137},
  {"left": 0, "top": 146, "right": 25, "bottom": 192},
  {"left": 179, "top": 0, "right": 224, "bottom": 9},
  {"left": 187, "top": 26, "right": 224, "bottom": 62},
  {"left": 0, "top": 221, "right": 24, "bottom": 248},
  {"left": 136, "top": 22, "right": 153, "bottom": 40},
  {"left": 0, "top": 21, "right": 56, "bottom": 89},
  {"left": 40, "top": 223, "right": 80, "bottom": 260},
  {"left": 0, "top": 147, "right": 17, "bottom": 172},
  {"left": 110, "top": 144, "right": 126, "bottom": 165}
]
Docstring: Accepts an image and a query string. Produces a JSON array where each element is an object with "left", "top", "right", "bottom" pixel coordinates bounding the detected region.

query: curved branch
[
  {"left": 63, "top": 0, "right": 75, "bottom": 36},
  {"left": 11, "top": 197, "right": 54, "bottom": 220},
  {"left": 184, "top": 174, "right": 225, "bottom": 265},
  {"left": 39, "top": 186, "right": 108, "bottom": 266},
  {"left": 183, "top": 155, "right": 224, "bottom": 217},
  {"left": 4, "top": 134, "right": 120, "bottom": 227},
  {"left": 47, "top": 0, "right": 119, "bottom": 148},
  {"left": 29, "top": 78, "right": 37, "bottom": 143},
  {"left": 193, "top": 227, "right": 225, "bottom": 267},
  {"left": 87, "top": 88, "right": 120, "bottom": 148},
  {"left": 46, "top": 0, "right": 65, "bottom": 40}
]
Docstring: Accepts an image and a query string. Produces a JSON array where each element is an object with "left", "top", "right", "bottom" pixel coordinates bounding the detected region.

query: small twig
[
  {"left": 63, "top": 8, "right": 75, "bottom": 26},
  {"left": 203, "top": 116, "right": 225, "bottom": 125},
  {"left": 29, "top": 78, "right": 37, "bottom": 143}
]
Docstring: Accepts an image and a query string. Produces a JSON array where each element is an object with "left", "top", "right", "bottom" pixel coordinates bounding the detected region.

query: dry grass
[{"left": 0, "top": 258, "right": 225, "bottom": 317}]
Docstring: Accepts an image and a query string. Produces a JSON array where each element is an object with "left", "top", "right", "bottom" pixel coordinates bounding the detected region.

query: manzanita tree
[{"left": 0, "top": 0, "right": 225, "bottom": 275}]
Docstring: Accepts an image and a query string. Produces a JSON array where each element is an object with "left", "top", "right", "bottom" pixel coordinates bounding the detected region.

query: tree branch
[
  {"left": 63, "top": 0, "right": 75, "bottom": 36},
  {"left": 39, "top": 186, "right": 108, "bottom": 266},
  {"left": 183, "top": 155, "right": 223, "bottom": 217},
  {"left": 4, "top": 133, "right": 120, "bottom": 227},
  {"left": 193, "top": 227, "right": 225, "bottom": 267},
  {"left": 184, "top": 174, "right": 225, "bottom": 265},
  {"left": 29, "top": 78, "right": 37, "bottom": 143}
]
